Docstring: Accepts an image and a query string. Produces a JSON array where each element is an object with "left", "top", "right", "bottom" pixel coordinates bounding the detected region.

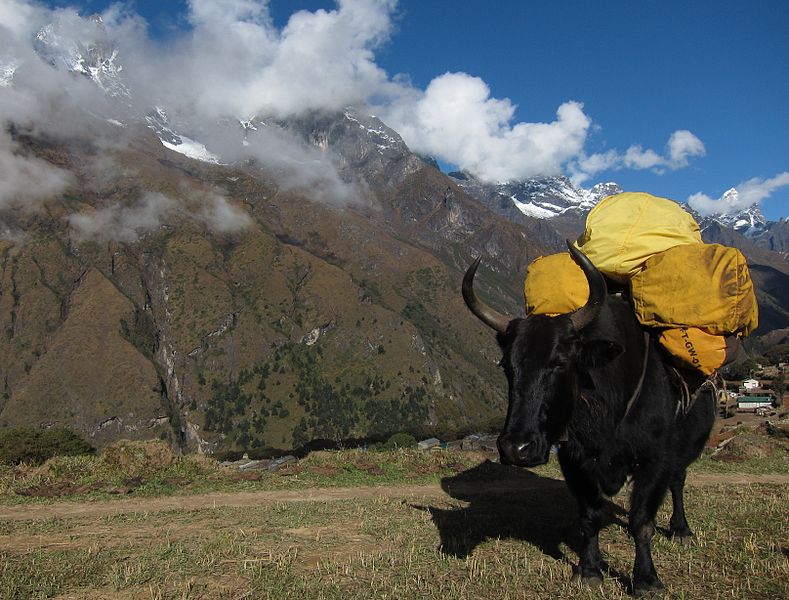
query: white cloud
[
  {"left": 1, "top": 0, "right": 709, "bottom": 212},
  {"left": 187, "top": 189, "right": 253, "bottom": 233},
  {"left": 132, "top": 0, "right": 396, "bottom": 121},
  {"left": 380, "top": 72, "right": 592, "bottom": 181},
  {"left": 569, "top": 130, "right": 706, "bottom": 186},
  {"left": 667, "top": 130, "right": 706, "bottom": 168},
  {"left": 67, "top": 189, "right": 252, "bottom": 242},
  {"left": 0, "top": 0, "right": 41, "bottom": 39},
  {"left": 688, "top": 172, "right": 789, "bottom": 216},
  {"left": 0, "top": 130, "right": 73, "bottom": 209},
  {"left": 623, "top": 145, "right": 665, "bottom": 170},
  {"left": 67, "top": 192, "right": 180, "bottom": 242}
]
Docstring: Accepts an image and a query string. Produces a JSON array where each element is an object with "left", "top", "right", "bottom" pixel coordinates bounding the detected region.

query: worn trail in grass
[
  {"left": 1, "top": 471, "right": 789, "bottom": 523},
  {"left": 1, "top": 458, "right": 788, "bottom": 599}
]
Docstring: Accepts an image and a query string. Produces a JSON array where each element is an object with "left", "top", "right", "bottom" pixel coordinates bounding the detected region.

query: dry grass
[{"left": 0, "top": 445, "right": 787, "bottom": 599}]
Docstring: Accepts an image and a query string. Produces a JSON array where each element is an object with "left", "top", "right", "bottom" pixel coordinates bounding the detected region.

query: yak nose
[{"left": 498, "top": 432, "right": 548, "bottom": 467}]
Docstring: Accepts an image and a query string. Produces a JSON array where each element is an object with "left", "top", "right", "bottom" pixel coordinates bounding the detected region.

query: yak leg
[
  {"left": 558, "top": 450, "right": 605, "bottom": 586},
  {"left": 668, "top": 468, "right": 694, "bottom": 544},
  {"left": 629, "top": 466, "right": 670, "bottom": 595},
  {"left": 669, "top": 392, "right": 715, "bottom": 545}
]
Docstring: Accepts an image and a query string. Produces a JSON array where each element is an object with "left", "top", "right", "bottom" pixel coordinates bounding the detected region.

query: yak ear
[{"left": 581, "top": 340, "right": 623, "bottom": 368}]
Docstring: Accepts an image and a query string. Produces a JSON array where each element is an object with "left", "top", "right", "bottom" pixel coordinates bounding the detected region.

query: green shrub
[
  {"left": 0, "top": 427, "right": 94, "bottom": 465},
  {"left": 378, "top": 432, "right": 417, "bottom": 451},
  {"left": 99, "top": 439, "right": 175, "bottom": 478}
]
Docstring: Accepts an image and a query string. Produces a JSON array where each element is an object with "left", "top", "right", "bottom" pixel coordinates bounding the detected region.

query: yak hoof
[
  {"left": 670, "top": 531, "right": 695, "bottom": 547},
  {"left": 571, "top": 568, "right": 603, "bottom": 589},
  {"left": 633, "top": 579, "right": 665, "bottom": 598}
]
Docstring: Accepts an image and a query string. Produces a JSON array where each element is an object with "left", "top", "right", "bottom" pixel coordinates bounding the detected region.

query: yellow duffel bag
[
  {"left": 575, "top": 192, "right": 702, "bottom": 282},
  {"left": 523, "top": 252, "right": 587, "bottom": 316},
  {"left": 658, "top": 327, "right": 741, "bottom": 376},
  {"left": 631, "top": 243, "right": 758, "bottom": 336}
]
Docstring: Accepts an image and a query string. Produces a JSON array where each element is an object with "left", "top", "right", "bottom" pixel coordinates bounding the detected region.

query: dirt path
[{"left": 1, "top": 472, "right": 787, "bottom": 523}]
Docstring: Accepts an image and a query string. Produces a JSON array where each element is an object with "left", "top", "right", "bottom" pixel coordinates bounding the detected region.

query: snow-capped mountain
[
  {"left": 23, "top": 12, "right": 421, "bottom": 183},
  {"left": 15, "top": 11, "right": 783, "bottom": 241},
  {"left": 144, "top": 107, "right": 223, "bottom": 164},
  {"left": 449, "top": 172, "right": 784, "bottom": 248},
  {"left": 33, "top": 15, "right": 130, "bottom": 100},
  {"left": 700, "top": 189, "right": 768, "bottom": 237},
  {"left": 448, "top": 172, "right": 622, "bottom": 220}
]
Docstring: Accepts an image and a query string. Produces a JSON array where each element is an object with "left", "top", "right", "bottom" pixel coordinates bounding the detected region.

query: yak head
[{"left": 462, "top": 243, "right": 621, "bottom": 467}]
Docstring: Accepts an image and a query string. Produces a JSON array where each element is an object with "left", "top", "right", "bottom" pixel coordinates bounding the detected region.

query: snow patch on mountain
[
  {"left": 0, "top": 60, "right": 17, "bottom": 87},
  {"left": 450, "top": 172, "right": 623, "bottom": 219},
  {"left": 343, "top": 109, "right": 405, "bottom": 154},
  {"left": 710, "top": 203, "right": 767, "bottom": 237},
  {"left": 160, "top": 138, "right": 222, "bottom": 165},
  {"left": 33, "top": 15, "right": 130, "bottom": 99},
  {"left": 145, "top": 108, "right": 222, "bottom": 165},
  {"left": 512, "top": 198, "right": 562, "bottom": 219}
]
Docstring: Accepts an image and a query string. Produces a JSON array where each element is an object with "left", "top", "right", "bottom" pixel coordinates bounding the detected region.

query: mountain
[
  {"left": 33, "top": 15, "right": 131, "bottom": 100},
  {"left": 708, "top": 194, "right": 767, "bottom": 236},
  {"left": 1, "top": 15, "right": 786, "bottom": 455},
  {"left": 448, "top": 172, "right": 621, "bottom": 220},
  {"left": 451, "top": 173, "right": 789, "bottom": 341},
  {"left": 2, "top": 70, "right": 565, "bottom": 455},
  {"left": 753, "top": 218, "right": 789, "bottom": 256},
  {"left": 5, "top": 19, "right": 558, "bottom": 453}
]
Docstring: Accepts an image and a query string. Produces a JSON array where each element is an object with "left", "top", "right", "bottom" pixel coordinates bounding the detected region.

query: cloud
[
  {"left": 1, "top": 0, "right": 708, "bottom": 213},
  {"left": 569, "top": 130, "right": 706, "bottom": 186},
  {"left": 667, "top": 130, "right": 706, "bottom": 168},
  {"left": 688, "top": 172, "right": 789, "bottom": 216},
  {"left": 187, "top": 189, "right": 253, "bottom": 233},
  {"left": 0, "top": 130, "right": 74, "bottom": 210},
  {"left": 67, "top": 192, "right": 180, "bottom": 242},
  {"left": 1, "top": 0, "right": 390, "bottom": 208},
  {"left": 0, "top": 0, "right": 41, "bottom": 39},
  {"left": 379, "top": 72, "right": 592, "bottom": 181},
  {"left": 123, "top": 0, "right": 396, "bottom": 121},
  {"left": 67, "top": 188, "right": 252, "bottom": 242}
]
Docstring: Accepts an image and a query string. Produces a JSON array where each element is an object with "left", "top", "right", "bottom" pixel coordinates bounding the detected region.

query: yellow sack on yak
[
  {"left": 523, "top": 252, "right": 587, "bottom": 316},
  {"left": 659, "top": 327, "right": 740, "bottom": 376},
  {"left": 575, "top": 192, "right": 702, "bottom": 283},
  {"left": 631, "top": 243, "right": 758, "bottom": 336}
]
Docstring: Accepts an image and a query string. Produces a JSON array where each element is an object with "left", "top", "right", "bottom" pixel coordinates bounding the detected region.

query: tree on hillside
[
  {"left": 763, "top": 344, "right": 789, "bottom": 365},
  {"left": 773, "top": 373, "right": 785, "bottom": 407},
  {"left": 723, "top": 357, "right": 758, "bottom": 381}
]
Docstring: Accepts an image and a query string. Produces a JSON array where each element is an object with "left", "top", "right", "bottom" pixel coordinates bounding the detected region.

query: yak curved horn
[
  {"left": 567, "top": 241, "right": 607, "bottom": 331},
  {"left": 462, "top": 257, "right": 512, "bottom": 334}
]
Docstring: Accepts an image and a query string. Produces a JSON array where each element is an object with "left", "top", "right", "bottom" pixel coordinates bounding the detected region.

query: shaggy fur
[{"left": 496, "top": 294, "right": 715, "bottom": 595}]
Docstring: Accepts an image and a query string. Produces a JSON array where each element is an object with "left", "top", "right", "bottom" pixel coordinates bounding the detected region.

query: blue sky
[{"left": 29, "top": 1, "right": 789, "bottom": 220}]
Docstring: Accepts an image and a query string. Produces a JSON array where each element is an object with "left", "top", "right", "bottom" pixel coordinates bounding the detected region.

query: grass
[
  {"left": 0, "top": 438, "right": 787, "bottom": 597},
  {"left": 0, "top": 445, "right": 498, "bottom": 506},
  {"left": 0, "top": 436, "right": 786, "bottom": 506},
  {"left": 0, "top": 480, "right": 786, "bottom": 599}
]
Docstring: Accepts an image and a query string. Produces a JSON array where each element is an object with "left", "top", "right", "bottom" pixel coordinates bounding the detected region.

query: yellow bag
[
  {"left": 631, "top": 243, "right": 758, "bottom": 336},
  {"left": 575, "top": 192, "right": 702, "bottom": 282},
  {"left": 659, "top": 327, "right": 737, "bottom": 376},
  {"left": 523, "top": 252, "right": 588, "bottom": 316}
]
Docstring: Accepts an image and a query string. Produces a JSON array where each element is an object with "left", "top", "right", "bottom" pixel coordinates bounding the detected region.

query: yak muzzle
[{"left": 497, "top": 431, "right": 550, "bottom": 467}]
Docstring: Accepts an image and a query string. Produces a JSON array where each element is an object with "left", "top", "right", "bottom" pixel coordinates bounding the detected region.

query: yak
[{"left": 462, "top": 243, "right": 715, "bottom": 595}]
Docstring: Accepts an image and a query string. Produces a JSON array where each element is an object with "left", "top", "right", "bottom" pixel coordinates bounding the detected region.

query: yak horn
[
  {"left": 462, "top": 257, "right": 512, "bottom": 333},
  {"left": 567, "top": 241, "right": 606, "bottom": 330}
]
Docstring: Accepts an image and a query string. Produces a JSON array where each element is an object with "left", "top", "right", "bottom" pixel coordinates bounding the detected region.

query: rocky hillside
[
  {"left": 0, "top": 113, "right": 565, "bottom": 454},
  {"left": 452, "top": 172, "right": 789, "bottom": 342},
  {"left": 1, "top": 10, "right": 786, "bottom": 455}
]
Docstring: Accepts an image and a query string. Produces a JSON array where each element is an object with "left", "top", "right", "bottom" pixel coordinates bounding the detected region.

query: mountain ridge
[{"left": 0, "top": 15, "right": 786, "bottom": 454}]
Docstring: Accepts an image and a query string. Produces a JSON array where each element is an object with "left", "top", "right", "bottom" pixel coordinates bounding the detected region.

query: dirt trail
[{"left": 1, "top": 472, "right": 787, "bottom": 523}]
